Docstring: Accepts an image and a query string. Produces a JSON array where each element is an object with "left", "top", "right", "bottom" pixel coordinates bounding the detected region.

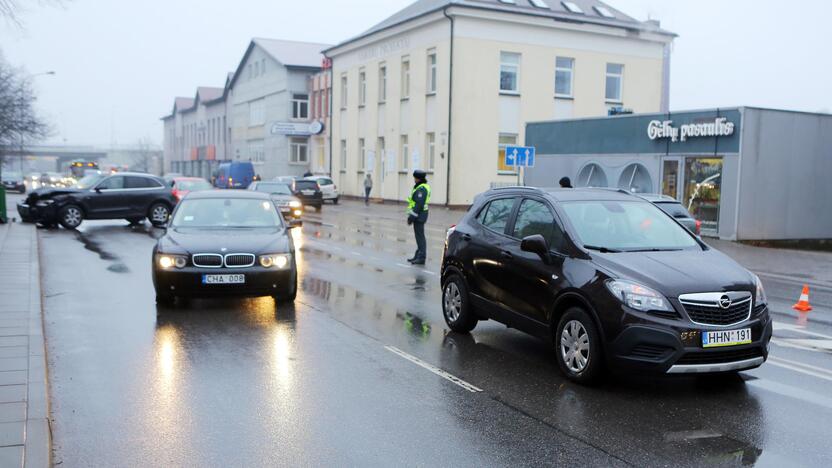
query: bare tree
[
  {"left": 0, "top": 59, "right": 50, "bottom": 178},
  {"left": 0, "top": 0, "right": 68, "bottom": 26},
  {"left": 129, "top": 138, "right": 160, "bottom": 174}
]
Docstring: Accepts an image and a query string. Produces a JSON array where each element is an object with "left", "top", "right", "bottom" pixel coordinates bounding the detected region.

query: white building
[
  {"left": 163, "top": 38, "right": 330, "bottom": 180},
  {"left": 325, "top": 0, "right": 675, "bottom": 205}
]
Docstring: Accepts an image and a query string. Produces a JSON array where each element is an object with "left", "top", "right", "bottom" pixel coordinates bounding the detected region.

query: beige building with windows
[{"left": 325, "top": 0, "right": 675, "bottom": 205}]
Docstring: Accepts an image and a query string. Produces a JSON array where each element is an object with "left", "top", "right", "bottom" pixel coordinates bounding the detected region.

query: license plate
[
  {"left": 202, "top": 274, "right": 245, "bottom": 285},
  {"left": 280, "top": 207, "right": 290, "bottom": 213},
  {"left": 301, "top": 190, "right": 314, "bottom": 195},
  {"left": 702, "top": 328, "right": 751, "bottom": 348}
]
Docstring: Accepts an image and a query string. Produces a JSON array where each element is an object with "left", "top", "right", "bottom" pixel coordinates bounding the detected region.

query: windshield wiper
[
  {"left": 583, "top": 245, "right": 622, "bottom": 253},
  {"left": 624, "top": 248, "right": 684, "bottom": 252}
]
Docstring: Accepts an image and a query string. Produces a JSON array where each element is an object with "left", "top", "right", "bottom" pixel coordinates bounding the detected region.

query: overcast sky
[{"left": 1, "top": 0, "right": 829, "bottom": 147}]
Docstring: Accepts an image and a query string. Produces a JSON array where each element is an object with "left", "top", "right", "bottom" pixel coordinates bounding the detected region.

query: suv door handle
[{"left": 501, "top": 251, "right": 513, "bottom": 260}]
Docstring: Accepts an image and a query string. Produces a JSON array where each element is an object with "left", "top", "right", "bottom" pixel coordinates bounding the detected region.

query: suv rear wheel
[
  {"left": 442, "top": 275, "right": 478, "bottom": 333},
  {"left": 555, "top": 307, "right": 604, "bottom": 384},
  {"left": 148, "top": 203, "right": 170, "bottom": 226},
  {"left": 58, "top": 205, "right": 84, "bottom": 230}
]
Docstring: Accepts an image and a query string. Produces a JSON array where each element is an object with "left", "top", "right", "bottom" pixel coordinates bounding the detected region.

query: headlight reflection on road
[
  {"left": 271, "top": 324, "right": 294, "bottom": 389},
  {"left": 291, "top": 225, "right": 303, "bottom": 250},
  {"left": 156, "top": 325, "right": 181, "bottom": 388}
]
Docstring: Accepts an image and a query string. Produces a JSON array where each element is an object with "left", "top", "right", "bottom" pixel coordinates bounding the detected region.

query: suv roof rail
[{"left": 490, "top": 185, "right": 543, "bottom": 192}]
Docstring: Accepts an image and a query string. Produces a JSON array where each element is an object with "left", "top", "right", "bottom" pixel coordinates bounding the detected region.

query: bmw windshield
[
  {"left": 560, "top": 200, "right": 701, "bottom": 252},
  {"left": 171, "top": 198, "right": 283, "bottom": 228}
]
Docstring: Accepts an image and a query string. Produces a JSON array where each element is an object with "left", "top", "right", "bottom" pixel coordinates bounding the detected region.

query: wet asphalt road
[{"left": 24, "top": 196, "right": 832, "bottom": 467}]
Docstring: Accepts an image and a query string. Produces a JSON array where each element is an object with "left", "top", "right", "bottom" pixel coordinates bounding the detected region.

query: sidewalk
[
  {"left": 707, "top": 238, "right": 832, "bottom": 289},
  {"left": 0, "top": 222, "right": 50, "bottom": 468}
]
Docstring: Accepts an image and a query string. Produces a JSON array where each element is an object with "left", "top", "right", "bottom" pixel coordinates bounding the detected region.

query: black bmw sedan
[
  {"left": 441, "top": 187, "right": 771, "bottom": 384},
  {"left": 152, "top": 190, "right": 300, "bottom": 305}
]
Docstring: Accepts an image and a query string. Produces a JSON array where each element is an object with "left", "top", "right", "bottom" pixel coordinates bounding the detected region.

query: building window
[
  {"left": 377, "top": 137, "right": 385, "bottom": 169},
  {"left": 555, "top": 57, "right": 574, "bottom": 98},
  {"left": 248, "top": 64, "right": 252, "bottom": 80},
  {"left": 426, "top": 133, "right": 436, "bottom": 170},
  {"left": 339, "top": 139, "right": 347, "bottom": 171},
  {"left": 289, "top": 137, "right": 309, "bottom": 164},
  {"left": 618, "top": 163, "right": 652, "bottom": 193},
  {"left": 292, "top": 94, "right": 309, "bottom": 119},
  {"left": 249, "top": 99, "right": 265, "bottom": 126},
  {"left": 400, "top": 135, "right": 409, "bottom": 170},
  {"left": 222, "top": 116, "right": 226, "bottom": 144},
  {"left": 378, "top": 63, "right": 387, "bottom": 103},
  {"left": 497, "top": 133, "right": 518, "bottom": 174},
  {"left": 605, "top": 63, "right": 624, "bottom": 102},
  {"left": 401, "top": 57, "right": 410, "bottom": 99},
  {"left": 340, "top": 74, "right": 348, "bottom": 109},
  {"left": 426, "top": 49, "right": 437, "bottom": 94},
  {"left": 500, "top": 52, "right": 520, "bottom": 93},
  {"left": 358, "top": 138, "right": 366, "bottom": 170},
  {"left": 248, "top": 140, "right": 265, "bottom": 163},
  {"left": 358, "top": 69, "right": 367, "bottom": 106},
  {"left": 261, "top": 59, "right": 266, "bottom": 75},
  {"left": 577, "top": 163, "right": 609, "bottom": 187}
]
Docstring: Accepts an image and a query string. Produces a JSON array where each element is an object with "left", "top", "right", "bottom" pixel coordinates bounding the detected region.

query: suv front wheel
[
  {"left": 148, "top": 203, "right": 171, "bottom": 226},
  {"left": 442, "top": 275, "right": 478, "bottom": 333},
  {"left": 58, "top": 205, "right": 84, "bottom": 230},
  {"left": 555, "top": 307, "right": 604, "bottom": 384}
]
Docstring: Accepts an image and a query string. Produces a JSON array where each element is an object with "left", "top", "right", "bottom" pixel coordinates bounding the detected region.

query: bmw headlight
[
  {"left": 606, "top": 280, "right": 673, "bottom": 312},
  {"left": 156, "top": 254, "right": 188, "bottom": 269},
  {"left": 289, "top": 200, "right": 302, "bottom": 208},
  {"left": 35, "top": 199, "right": 55, "bottom": 207},
  {"left": 259, "top": 253, "right": 292, "bottom": 269},
  {"left": 753, "top": 274, "right": 767, "bottom": 306}
]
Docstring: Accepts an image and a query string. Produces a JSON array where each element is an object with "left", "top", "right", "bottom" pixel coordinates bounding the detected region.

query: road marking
[
  {"left": 769, "top": 356, "right": 832, "bottom": 377},
  {"left": 773, "top": 322, "right": 832, "bottom": 340},
  {"left": 384, "top": 346, "right": 483, "bottom": 393},
  {"left": 772, "top": 337, "right": 832, "bottom": 353},
  {"left": 747, "top": 378, "right": 832, "bottom": 410},
  {"left": 664, "top": 430, "right": 722, "bottom": 442},
  {"left": 767, "top": 356, "right": 832, "bottom": 383},
  {"left": 421, "top": 270, "right": 437, "bottom": 276},
  {"left": 395, "top": 263, "right": 412, "bottom": 268}
]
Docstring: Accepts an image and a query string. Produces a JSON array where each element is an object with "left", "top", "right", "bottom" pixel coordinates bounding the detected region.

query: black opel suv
[{"left": 440, "top": 187, "right": 771, "bottom": 384}]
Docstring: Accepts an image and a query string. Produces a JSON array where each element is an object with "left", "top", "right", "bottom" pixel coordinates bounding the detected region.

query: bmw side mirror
[
  {"left": 94, "top": 187, "right": 101, "bottom": 193},
  {"left": 150, "top": 226, "right": 166, "bottom": 239},
  {"left": 521, "top": 234, "right": 552, "bottom": 265},
  {"left": 288, "top": 219, "right": 303, "bottom": 229}
]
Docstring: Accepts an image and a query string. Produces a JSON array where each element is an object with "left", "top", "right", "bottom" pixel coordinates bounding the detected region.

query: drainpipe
[
  {"left": 326, "top": 55, "right": 334, "bottom": 177},
  {"left": 443, "top": 7, "right": 455, "bottom": 206}
]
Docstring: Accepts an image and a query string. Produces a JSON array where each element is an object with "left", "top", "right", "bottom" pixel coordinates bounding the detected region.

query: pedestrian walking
[
  {"left": 363, "top": 173, "right": 373, "bottom": 205},
  {"left": 559, "top": 176, "right": 573, "bottom": 188},
  {"left": 406, "top": 170, "right": 430, "bottom": 265}
]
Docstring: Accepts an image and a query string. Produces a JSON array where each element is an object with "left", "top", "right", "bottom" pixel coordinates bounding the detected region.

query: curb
[{"left": 26, "top": 224, "right": 50, "bottom": 468}]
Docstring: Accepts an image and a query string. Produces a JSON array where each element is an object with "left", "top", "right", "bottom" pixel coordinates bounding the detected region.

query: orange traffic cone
[{"left": 792, "top": 285, "right": 813, "bottom": 312}]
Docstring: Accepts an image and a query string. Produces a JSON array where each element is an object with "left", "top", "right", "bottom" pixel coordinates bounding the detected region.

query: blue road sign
[{"left": 504, "top": 146, "right": 536, "bottom": 167}]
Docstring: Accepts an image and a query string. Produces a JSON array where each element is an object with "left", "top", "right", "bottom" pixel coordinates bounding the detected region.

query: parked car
[
  {"left": 273, "top": 176, "right": 298, "bottom": 185},
  {"left": 171, "top": 177, "right": 214, "bottom": 201},
  {"left": 1, "top": 171, "right": 26, "bottom": 193},
  {"left": 39, "top": 172, "right": 66, "bottom": 188},
  {"left": 248, "top": 181, "right": 304, "bottom": 220},
  {"left": 440, "top": 187, "right": 771, "bottom": 384},
  {"left": 151, "top": 190, "right": 300, "bottom": 305},
  {"left": 17, "top": 172, "right": 177, "bottom": 229},
  {"left": 304, "top": 175, "right": 339, "bottom": 204},
  {"left": 290, "top": 179, "right": 323, "bottom": 211},
  {"left": 638, "top": 193, "right": 701, "bottom": 235},
  {"left": 163, "top": 173, "right": 184, "bottom": 185},
  {"left": 214, "top": 162, "right": 255, "bottom": 189}
]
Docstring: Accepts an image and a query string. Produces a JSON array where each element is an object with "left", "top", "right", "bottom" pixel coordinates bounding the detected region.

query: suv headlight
[
  {"left": 289, "top": 200, "right": 302, "bottom": 208},
  {"left": 156, "top": 254, "right": 187, "bottom": 269},
  {"left": 35, "top": 199, "right": 55, "bottom": 207},
  {"left": 260, "top": 253, "right": 292, "bottom": 269},
  {"left": 606, "top": 280, "right": 674, "bottom": 312},
  {"left": 753, "top": 274, "right": 767, "bottom": 306}
]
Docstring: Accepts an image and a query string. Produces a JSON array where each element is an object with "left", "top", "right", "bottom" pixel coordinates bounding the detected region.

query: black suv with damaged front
[
  {"left": 17, "top": 172, "right": 176, "bottom": 229},
  {"left": 440, "top": 187, "right": 771, "bottom": 384}
]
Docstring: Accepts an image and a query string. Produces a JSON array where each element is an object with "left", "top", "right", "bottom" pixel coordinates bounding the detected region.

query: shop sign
[
  {"left": 647, "top": 117, "right": 735, "bottom": 143},
  {"left": 270, "top": 122, "right": 315, "bottom": 136}
]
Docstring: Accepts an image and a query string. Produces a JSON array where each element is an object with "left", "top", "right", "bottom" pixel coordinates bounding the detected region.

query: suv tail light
[{"left": 695, "top": 219, "right": 702, "bottom": 235}]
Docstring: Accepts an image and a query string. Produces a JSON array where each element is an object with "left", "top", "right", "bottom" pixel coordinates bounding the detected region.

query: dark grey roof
[{"left": 327, "top": 0, "right": 673, "bottom": 52}]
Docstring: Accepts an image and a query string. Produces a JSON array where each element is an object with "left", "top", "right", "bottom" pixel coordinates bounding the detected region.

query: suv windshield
[
  {"left": 561, "top": 200, "right": 700, "bottom": 251},
  {"left": 72, "top": 174, "right": 105, "bottom": 189},
  {"left": 171, "top": 198, "right": 282, "bottom": 228},
  {"left": 252, "top": 183, "right": 292, "bottom": 195}
]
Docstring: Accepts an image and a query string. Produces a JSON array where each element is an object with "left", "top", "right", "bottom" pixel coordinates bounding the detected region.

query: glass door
[
  {"left": 683, "top": 157, "right": 723, "bottom": 234},
  {"left": 660, "top": 157, "right": 682, "bottom": 200}
]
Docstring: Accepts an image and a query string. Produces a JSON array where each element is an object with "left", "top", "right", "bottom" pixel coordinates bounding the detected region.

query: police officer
[{"left": 406, "top": 170, "right": 431, "bottom": 265}]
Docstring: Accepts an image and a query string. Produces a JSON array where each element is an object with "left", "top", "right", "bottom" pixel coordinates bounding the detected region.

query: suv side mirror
[
  {"left": 94, "top": 187, "right": 101, "bottom": 193},
  {"left": 288, "top": 219, "right": 303, "bottom": 229},
  {"left": 521, "top": 234, "right": 552, "bottom": 264}
]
